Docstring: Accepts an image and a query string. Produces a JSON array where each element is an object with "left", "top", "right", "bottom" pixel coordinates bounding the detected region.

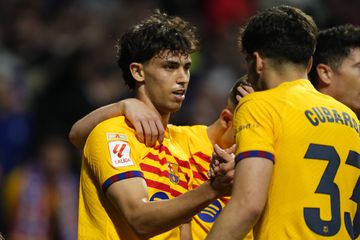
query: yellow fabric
[
  {"left": 78, "top": 116, "right": 193, "bottom": 240},
  {"left": 234, "top": 79, "right": 360, "bottom": 239},
  {"left": 169, "top": 125, "right": 253, "bottom": 240}
]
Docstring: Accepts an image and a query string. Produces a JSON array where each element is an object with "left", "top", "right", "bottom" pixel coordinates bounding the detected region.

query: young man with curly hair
[{"left": 77, "top": 10, "right": 233, "bottom": 240}]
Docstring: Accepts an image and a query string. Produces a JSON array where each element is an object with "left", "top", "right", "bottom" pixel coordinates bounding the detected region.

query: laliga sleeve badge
[{"left": 108, "top": 141, "right": 134, "bottom": 167}]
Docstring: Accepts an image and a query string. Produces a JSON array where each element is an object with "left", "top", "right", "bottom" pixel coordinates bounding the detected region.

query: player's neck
[
  {"left": 136, "top": 93, "right": 170, "bottom": 128},
  {"left": 206, "top": 120, "right": 224, "bottom": 146},
  {"left": 263, "top": 65, "right": 308, "bottom": 89}
]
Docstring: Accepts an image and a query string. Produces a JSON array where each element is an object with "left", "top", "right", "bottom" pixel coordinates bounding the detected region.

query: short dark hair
[
  {"left": 309, "top": 24, "right": 360, "bottom": 87},
  {"left": 117, "top": 9, "right": 199, "bottom": 89},
  {"left": 239, "top": 5, "right": 317, "bottom": 67},
  {"left": 228, "top": 75, "right": 250, "bottom": 110}
]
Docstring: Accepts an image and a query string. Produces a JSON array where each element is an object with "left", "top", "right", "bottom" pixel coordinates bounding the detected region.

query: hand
[
  {"left": 208, "top": 144, "right": 235, "bottom": 178},
  {"left": 122, "top": 99, "right": 164, "bottom": 147},
  {"left": 209, "top": 144, "right": 236, "bottom": 196},
  {"left": 236, "top": 83, "right": 254, "bottom": 102}
]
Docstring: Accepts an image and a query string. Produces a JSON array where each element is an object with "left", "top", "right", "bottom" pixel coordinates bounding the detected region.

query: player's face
[
  {"left": 142, "top": 50, "right": 192, "bottom": 115},
  {"left": 331, "top": 48, "right": 360, "bottom": 114}
]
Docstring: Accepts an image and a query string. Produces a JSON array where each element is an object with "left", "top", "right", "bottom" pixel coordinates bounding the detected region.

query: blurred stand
[{"left": 3, "top": 135, "right": 78, "bottom": 240}]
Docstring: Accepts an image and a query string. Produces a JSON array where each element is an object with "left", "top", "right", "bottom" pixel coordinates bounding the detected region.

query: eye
[
  {"left": 164, "top": 62, "right": 178, "bottom": 70},
  {"left": 184, "top": 63, "right": 192, "bottom": 71}
]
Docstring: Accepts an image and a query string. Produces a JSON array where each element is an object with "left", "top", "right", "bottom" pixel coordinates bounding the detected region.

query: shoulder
[
  {"left": 85, "top": 116, "right": 138, "bottom": 149},
  {"left": 169, "top": 124, "right": 208, "bottom": 140},
  {"left": 90, "top": 116, "right": 134, "bottom": 137}
]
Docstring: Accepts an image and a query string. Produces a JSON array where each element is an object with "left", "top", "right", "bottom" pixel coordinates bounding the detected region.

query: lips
[{"left": 172, "top": 89, "right": 186, "bottom": 102}]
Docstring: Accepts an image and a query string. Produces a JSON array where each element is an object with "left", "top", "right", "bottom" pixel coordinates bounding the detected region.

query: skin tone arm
[
  {"left": 69, "top": 98, "right": 165, "bottom": 149},
  {"left": 206, "top": 152, "right": 274, "bottom": 240},
  {"left": 106, "top": 171, "right": 232, "bottom": 239},
  {"left": 179, "top": 222, "right": 192, "bottom": 240}
]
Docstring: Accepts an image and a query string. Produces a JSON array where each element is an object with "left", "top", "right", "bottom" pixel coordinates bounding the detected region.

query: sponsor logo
[
  {"left": 167, "top": 162, "right": 179, "bottom": 184},
  {"left": 107, "top": 133, "right": 128, "bottom": 141},
  {"left": 108, "top": 141, "right": 134, "bottom": 167},
  {"left": 150, "top": 192, "right": 169, "bottom": 201},
  {"left": 197, "top": 200, "right": 222, "bottom": 223}
]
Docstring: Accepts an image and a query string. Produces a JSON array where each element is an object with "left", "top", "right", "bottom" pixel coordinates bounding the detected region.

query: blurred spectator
[
  {"left": 0, "top": 50, "right": 31, "bottom": 180},
  {"left": 3, "top": 134, "right": 78, "bottom": 240},
  {"left": 205, "top": 0, "right": 256, "bottom": 36},
  {"left": 325, "top": 0, "right": 360, "bottom": 26}
]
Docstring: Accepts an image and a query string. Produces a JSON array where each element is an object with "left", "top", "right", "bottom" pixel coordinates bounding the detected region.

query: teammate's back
[{"left": 235, "top": 79, "right": 360, "bottom": 239}]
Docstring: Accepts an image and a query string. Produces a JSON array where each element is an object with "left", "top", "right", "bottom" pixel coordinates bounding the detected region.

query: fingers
[
  {"left": 123, "top": 98, "right": 164, "bottom": 146},
  {"left": 236, "top": 84, "right": 255, "bottom": 101},
  {"left": 214, "top": 144, "right": 233, "bottom": 164},
  {"left": 133, "top": 121, "right": 145, "bottom": 143},
  {"left": 154, "top": 118, "right": 165, "bottom": 144},
  {"left": 132, "top": 115, "right": 164, "bottom": 147},
  {"left": 224, "top": 144, "right": 236, "bottom": 154},
  {"left": 242, "top": 84, "right": 254, "bottom": 93},
  {"left": 143, "top": 119, "right": 163, "bottom": 147}
]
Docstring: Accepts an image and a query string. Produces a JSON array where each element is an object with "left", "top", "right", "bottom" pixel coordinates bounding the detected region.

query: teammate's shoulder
[
  {"left": 90, "top": 116, "right": 135, "bottom": 137},
  {"left": 169, "top": 124, "right": 207, "bottom": 136}
]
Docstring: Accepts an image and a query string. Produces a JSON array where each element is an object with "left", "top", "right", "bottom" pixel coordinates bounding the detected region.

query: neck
[
  {"left": 136, "top": 91, "right": 170, "bottom": 128},
  {"left": 263, "top": 62, "right": 309, "bottom": 89},
  {"left": 206, "top": 119, "right": 225, "bottom": 147}
]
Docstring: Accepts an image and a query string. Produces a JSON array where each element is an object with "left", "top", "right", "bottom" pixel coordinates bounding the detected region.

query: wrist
[
  {"left": 116, "top": 100, "right": 125, "bottom": 116},
  {"left": 203, "top": 180, "right": 222, "bottom": 200}
]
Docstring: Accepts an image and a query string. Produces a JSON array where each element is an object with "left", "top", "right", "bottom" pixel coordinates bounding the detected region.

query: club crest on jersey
[
  {"left": 108, "top": 141, "right": 134, "bottom": 167},
  {"left": 167, "top": 162, "right": 179, "bottom": 184}
]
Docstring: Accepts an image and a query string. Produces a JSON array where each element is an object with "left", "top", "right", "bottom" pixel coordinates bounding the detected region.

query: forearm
[
  {"left": 180, "top": 223, "right": 193, "bottom": 240},
  {"left": 69, "top": 102, "right": 122, "bottom": 149},
  {"left": 126, "top": 181, "right": 220, "bottom": 238},
  {"left": 206, "top": 199, "right": 259, "bottom": 240},
  {"left": 207, "top": 157, "right": 272, "bottom": 240}
]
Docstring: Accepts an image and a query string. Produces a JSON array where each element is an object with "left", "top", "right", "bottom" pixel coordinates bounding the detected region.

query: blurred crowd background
[{"left": 0, "top": 0, "right": 359, "bottom": 239}]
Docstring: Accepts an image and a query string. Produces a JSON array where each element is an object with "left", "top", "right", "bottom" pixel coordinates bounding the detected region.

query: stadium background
[{"left": 0, "top": 0, "right": 359, "bottom": 238}]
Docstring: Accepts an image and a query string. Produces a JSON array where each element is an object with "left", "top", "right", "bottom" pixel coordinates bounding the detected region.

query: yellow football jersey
[
  {"left": 78, "top": 116, "right": 193, "bottom": 240},
  {"left": 234, "top": 79, "right": 360, "bottom": 239},
  {"left": 169, "top": 125, "right": 253, "bottom": 240}
]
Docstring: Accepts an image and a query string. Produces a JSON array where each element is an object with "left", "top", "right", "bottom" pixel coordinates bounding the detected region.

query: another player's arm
[
  {"left": 206, "top": 156, "right": 273, "bottom": 240},
  {"left": 207, "top": 97, "right": 275, "bottom": 240},
  {"left": 179, "top": 222, "right": 193, "bottom": 240},
  {"left": 106, "top": 173, "right": 229, "bottom": 239},
  {"left": 69, "top": 98, "right": 164, "bottom": 149}
]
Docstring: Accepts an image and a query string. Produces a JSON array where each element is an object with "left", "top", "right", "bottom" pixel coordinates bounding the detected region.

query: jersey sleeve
[
  {"left": 234, "top": 98, "right": 279, "bottom": 164},
  {"left": 83, "top": 119, "right": 144, "bottom": 193}
]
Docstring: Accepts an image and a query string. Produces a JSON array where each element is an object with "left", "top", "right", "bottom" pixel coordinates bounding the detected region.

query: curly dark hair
[
  {"left": 117, "top": 9, "right": 199, "bottom": 89},
  {"left": 239, "top": 5, "right": 317, "bottom": 67},
  {"left": 309, "top": 24, "right": 360, "bottom": 87}
]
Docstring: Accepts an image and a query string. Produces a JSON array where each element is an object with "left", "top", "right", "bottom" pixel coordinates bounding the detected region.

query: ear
[
  {"left": 306, "top": 56, "right": 313, "bottom": 74},
  {"left": 219, "top": 108, "right": 233, "bottom": 129},
  {"left": 316, "top": 63, "right": 333, "bottom": 85},
  {"left": 130, "top": 63, "right": 145, "bottom": 82},
  {"left": 254, "top": 52, "right": 264, "bottom": 74}
]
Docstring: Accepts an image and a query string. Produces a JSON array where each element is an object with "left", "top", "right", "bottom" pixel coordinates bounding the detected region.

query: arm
[
  {"left": 180, "top": 223, "right": 193, "bottom": 240},
  {"left": 106, "top": 175, "right": 228, "bottom": 239},
  {"left": 69, "top": 98, "right": 164, "bottom": 149},
  {"left": 206, "top": 157, "right": 273, "bottom": 240}
]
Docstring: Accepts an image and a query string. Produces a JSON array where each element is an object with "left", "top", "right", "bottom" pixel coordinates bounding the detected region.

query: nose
[{"left": 177, "top": 67, "right": 190, "bottom": 85}]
